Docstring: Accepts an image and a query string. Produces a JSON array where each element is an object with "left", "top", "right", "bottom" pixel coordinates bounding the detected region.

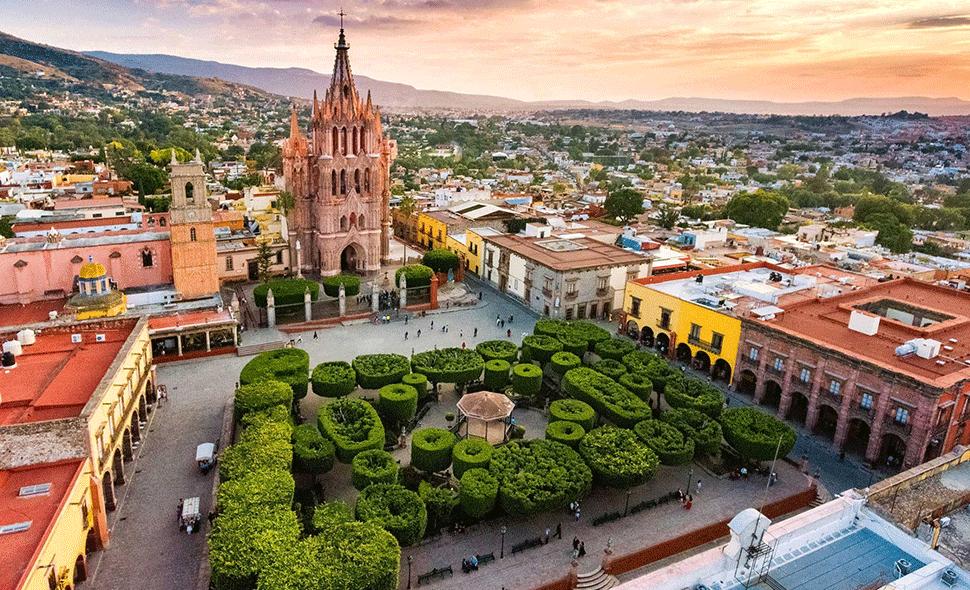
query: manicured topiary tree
[
  {"left": 353, "top": 354, "right": 411, "bottom": 389},
  {"left": 459, "top": 468, "right": 499, "bottom": 519},
  {"left": 219, "top": 420, "right": 293, "bottom": 481},
  {"left": 422, "top": 248, "right": 460, "bottom": 274},
  {"left": 483, "top": 359, "right": 511, "bottom": 391},
  {"left": 352, "top": 449, "right": 399, "bottom": 490},
  {"left": 721, "top": 407, "right": 796, "bottom": 462},
  {"left": 476, "top": 340, "right": 518, "bottom": 363},
  {"left": 562, "top": 367, "right": 652, "bottom": 428},
  {"left": 562, "top": 321, "right": 611, "bottom": 352},
  {"left": 395, "top": 264, "right": 434, "bottom": 288},
  {"left": 355, "top": 483, "right": 428, "bottom": 546},
  {"left": 593, "top": 358, "right": 627, "bottom": 380},
  {"left": 558, "top": 333, "right": 589, "bottom": 357},
  {"left": 579, "top": 426, "right": 659, "bottom": 488},
  {"left": 411, "top": 428, "right": 456, "bottom": 473},
  {"left": 419, "top": 481, "right": 456, "bottom": 534},
  {"left": 662, "top": 408, "right": 723, "bottom": 457},
  {"left": 549, "top": 399, "right": 596, "bottom": 432},
  {"left": 241, "top": 404, "right": 290, "bottom": 429},
  {"left": 401, "top": 372, "right": 429, "bottom": 400},
  {"left": 253, "top": 278, "right": 319, "bottom": 307},
  {"left": 511, "top": 363, "right": 542, "bottom": 399},
  {"left": 310, "top": 501, "right": 354, "bottom": 534},
  {"left": 489, "top": 439, "right": 592, "bottom": 516},
  {"left": 594, "top": 337, "right": 636, "bottom": 361},
  {"left": 452, "top": 438, "right": 494, "bottom": 479},
  {"left": 664, "top": 377, "right": 725, "bottom": 419},
  {"left": 234, "top": 380, "right": 294, "bottom": 422},
  {"left": 534, "top": 318, "right": 566, "bottom": 337},
  {"left": 209, "top": 505, "right": 300, "bottom": 590},
  {"left": 550, "top": 351, "right": 582, "bottom": 375},
  {"left": 623, "top": 351, "right": 679, "bottom": 395},
  {"left": 619, "top": 372, "right": 653, "bottom": 402},
  {"left": 311, "top": 361, "right": 357, "bottom": 398},
  {"left": 521, "top": 334, "right": 563, "bottom": 365},
  {"left": 411, "top": 348, "right": 484, "bottom": 384},
  {"left": 545, "top": 420, "right": 585, "bottom": 449},
  {"left": 317, "top": 398, "right": 385, "bottom": 463},
  {"left": 633, "top": 420, "right": 694, "bottom": 466},
  {"left": 378, "top": 383, "right": 418, "bottom": 426},
  {"left": 239, "top": 348, "right": 310, "bottom": 400},
  {"left": 321, "top": 274, "right": 360, "bottom": 297},
  {"left": 217, "top": 469, "right": 295, "bottom": 513},
  {"left": 291, "top": 424, "right": 336, "bottom": 475}
]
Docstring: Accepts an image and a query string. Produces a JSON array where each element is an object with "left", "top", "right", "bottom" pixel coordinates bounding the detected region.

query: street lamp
[
  {"left": 624, "top": 489, "right": 632, "bottom": 517},
  {"left": 407, "top": 555, "right": 412, "bottom": 589},
  {"left": 685, "top": 466, "right": 693, "bottom": 495},
  {"left": 500, "top": 525, "right": 507, "bottom": 559}
]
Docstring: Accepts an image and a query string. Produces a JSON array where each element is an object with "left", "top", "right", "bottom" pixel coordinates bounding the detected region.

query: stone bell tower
[{"left": 169, "top": 150, "right": 218, "bottom": 298}]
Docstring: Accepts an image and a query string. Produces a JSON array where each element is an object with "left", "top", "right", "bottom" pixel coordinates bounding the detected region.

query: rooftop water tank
[
  {"left": 895, "top": 342, "right": 917, "bottom": 356},
  {"left": 2, "top": 340, "right": 22, "bottom": 356},
  {"left": 16, "top": 329, "right": 35, "bottom": 346},
  {"left": 1, "top": 351, "right": 15, "bottom": 368}
]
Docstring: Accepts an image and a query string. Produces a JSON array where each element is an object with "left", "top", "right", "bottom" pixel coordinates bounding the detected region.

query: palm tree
[{"left": 396, "top": 194, "right": 418, "bottom": 265}]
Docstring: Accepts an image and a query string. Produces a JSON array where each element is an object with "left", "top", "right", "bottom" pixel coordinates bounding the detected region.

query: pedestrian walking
[
  {"left": 405, "top": 315, "right": 409, "bottom": 325},
  {"left": 545, "top": 527, "right": 550, "bottom": 544},
  {"left": 479, "top": 291, "right": 483, "bottom": 300},
  {"left": 474, "top": 327, "right": 478, "bottom": 337},
  {"left": 496, "top": 315, "right": 501, "bottom": 326},
  {"left": 313, "top": 331, "right": 318, "bottom": 340},
  {"left": 507, "top": 328, "right": 512, "bottom": 338},
  {"left": 839, "top": 451, "right": 846, "bottom": 463},
  {"left": 684, "top": 494, "right": 693, "bottom": 510},
  {"left": 459, "top": 330, "right": 463, "bottom": 338},
  {"left": 297, "top": 335, "right": 303, "bottom": 343},
  {"left": 417, "top": 329, "right": 421, "bottom": 338},
  {"left": 573, "top": 537, "right": 580, "bottom": 551},
  {"left": 462, "top": 342, "right": 466, "bottom": 349},
  {"left": 575, "top": 507, "right": 581, "bottom": 521},
  {"left": 509, "top": 314, "right": 514, "bottom": 324},
  {"left": 677, "top": 488, "right": 684, "bottom": 503},
  {"left": 696, "top": 479, "right": 702, "bottom": 496},
  {"left": 569, "top": 502, "right": 576, "bottom": 514},
  {"left": 405, "top": 331, "right": 409, "bottom": 340},
  {"left": 578, "top": 542, "right": 586, "bottom": 557},
  {"left": 555, "top": 522, "right": 562, "bottom": 539},
  {"left": 431, "top": 320, "right": 434, "bottom": 330},
  {"left": 501, "top": 319, "right": 505, "bottom": 328}
]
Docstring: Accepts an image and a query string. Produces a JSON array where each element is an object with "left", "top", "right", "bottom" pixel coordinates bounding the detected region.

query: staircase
[
  {"left": 576, "top": 567, "right": 619, "bottom": 590},
  {"left": 808, "top": 491, "right": 823, "bottom": 508},
  {"left": 236, "top": 340, "right": 285, "bottom": 356}
]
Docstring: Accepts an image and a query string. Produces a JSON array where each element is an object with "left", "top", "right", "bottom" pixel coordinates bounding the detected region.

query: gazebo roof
[{"left": 456, "top": 391, "right": 515, "bottom": 421}]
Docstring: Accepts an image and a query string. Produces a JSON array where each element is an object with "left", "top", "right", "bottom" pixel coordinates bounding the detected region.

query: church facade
[{"left": 283, "top": 27, "right": 392, "bottom": 277}]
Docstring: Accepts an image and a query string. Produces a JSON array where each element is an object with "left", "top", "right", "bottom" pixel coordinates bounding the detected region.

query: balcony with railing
[
  {"left": 596, "top": 286, "right": 609, "bottom": 297},
  {"left": 564, "top": 290, "right": 578, "bottom": 301},
  {"left": 848, "top": 402, "right": 875, "bottom": 421},
  {"left": 542, "top": 287, "right": 553, "bottom": 298},
  {"left": 822, "top": 388, "right": 841, "bottom": 403},
  {"left": 740, "top": 354, "right": 759, "bottom": 367},
  {"left": 687, "top": 335, "right": 722, "bottom": 355},
  {"left": 766, "top": 365, "right": 786, "bottom": 378},
  {"left": 883, "top": 416, "right": 913, "bottom": 436}
]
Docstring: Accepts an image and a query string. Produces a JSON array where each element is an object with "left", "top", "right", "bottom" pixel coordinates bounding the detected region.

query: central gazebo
[{"left": 456, "top": 391, "right": 515, "bottom": 445}]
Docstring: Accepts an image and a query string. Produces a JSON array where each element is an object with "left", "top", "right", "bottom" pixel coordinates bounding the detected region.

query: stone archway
[
  {"left": 676, "top": 343, "right": 692, "bottom": 363},
  {"left": 762, "top": 380, "right": 782, "bottom": 410},
  {"left": 738, "top": 369, "right": 757, "bottom": 396},
  {"left": 102, "top": 471, "right": 116, "bottom": 511},
  {"left": 787, "top": 391, "right": 809, "bottom": 425},
  {"left": 880, "top": 434, "right": 906, "bottom": 469},
  {"left": 112, "top": 449, "right": 125, "bottom": 485},
  {"left": 340, "top": 243, "right": 365, "bottom": 274},
  {"left": 138, "top": 394, "right": 148, "bottom": 422},
  {"left": 122, "top": 429, "right": 133, "bottom": 461},
  {"left": 74, "top": 554, "right": 87, "bottom": 584},
  {"left": 640, "top": 326, "right": 654, "bottom": 348},
  {"left": 814, "top": 404, "right": 839, "bottom": 441},
  {"left": 656, "top": 333, "right": 670, "bottom": 355},
  {"left": 844, "top": 418, "right": 871, "bottom": 456},
  {"left": 130, "top": 413, "right": 141, "bottom": 443},
  {"left": 694, "top": 350, "right": 712, "bottom": 373},
  {"left": 626, "top": 320, "right": 640, "bottom": 340},
  {"left": 713, "top": 359, "right": 731, "bottom": 383}
]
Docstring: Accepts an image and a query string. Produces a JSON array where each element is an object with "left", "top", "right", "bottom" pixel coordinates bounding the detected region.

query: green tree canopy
[
  {"left": 725, "top": 191, "right": 790, "bottom": 230},
  {"left": 604, "top": 188, "right": 645, "bottom": 222}
]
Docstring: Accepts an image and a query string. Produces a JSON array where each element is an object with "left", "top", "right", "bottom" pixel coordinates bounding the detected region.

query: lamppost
[
  {"left": 685, "top": 466, "right": 693, "bottom": 495},
  {"left": 624, "top": 489, "right": 632, "bottom": 516},
  {"left": 500, "top": 526, "right": 507, "bottom": 559},
  {"left": 407, "top": 555, "right": 412, "bottom": 589}
]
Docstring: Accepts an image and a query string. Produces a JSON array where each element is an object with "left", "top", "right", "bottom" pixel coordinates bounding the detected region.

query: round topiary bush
[
  {"left": 549, "top": 399, "right": 596, "bottom": 431},
  {"left": 234, "top": 380, "right": 294, "bottom": 422},
  {"left": 557, "top": 333, "right": 589, "bottom": 357},
  {"left": 721, "top": 407, "right": 796, "bottom": 462},
  {"left": 321, "top": 273, "right": 361, "bottom": 297},
  {"left": 253, "top": 278, "right": 320, "bottom": 307},
  {"left": 378, "top": 383, "right": 418, "bottom": 426},
  {"left": 562, "top": 367, "right": 651, "bottom": 428},
  {"left": 452, "top": 438, "right": 494, "bottom": 479},
  {"left": 311, "top": 361, "right": 357, "bottom": 398},
  {"left": 476, "top": 340, "right": 519, "bottom": 363},
  {"left": 411, "top": 348, "right": 484, "bottom": 383},
  {"left": 401, "top": 372, "right": 429, "bottom": 399},
  {"left": 422, "top": 248, "right": 461, "bottom": 274},
  {"left": 521, "top": 334, "right": 563, "bottom": 365},
  {"left": 239, "top": 348, "right": 310, "bottom": 400},
  {"left": 352, "top": 449, "right": 399, "bottom": 490},
  {"left": 562, "top": 321, "right": 611, "bottom": 352},
  {"left": 594, "top": 337, "right": 636, "bottom": 361},
  {"left": 579, "top": 426, "right": 659, "bottom": 488},
  {"left": 355, "top": 483, "right": 428, "bottom": 546},
  {"left": 395, "top": 264, "right": 434, "bottom": 288},
  {"left": 633, "top": 420, "right": 694, "bottom": 466},
  {"left": 593, "top": 358, "right": 628, "bottom": 380},
  {"left": 662, "top": 407, "right": 723, "bottom": 457},
  {"left": 619, "top": 372, "right": 653, "bottom": 402},
  {"left": 411, "top": 428, "right": 457, "bottom": 473},
  {"left": 489, "top": 439, "right": 592, "bottom": 516},
  {"left": 545, "top": 420, "right": 586, "bottom": 448},
  {"left": 534, "top": 318, "right": 567, "bottom": 337},
  {"left": 511, "top": 363, "right": 542, "bottom": 399},
  {"left": 317, "top": 398, "right": 385, "bottom": 463},
  {"left": 353, "top": 354, "right": 411, "bottom": 389},
  {"left": 483, "top": 359, "right": 511, "bottom": 391},
  {"left": 664, "top": 377, "right": 725, "bottom": 419},
  {"left": 459, "top": 468, "right": 499, "bottom": 519},
  {"left": 292, "top": 423, "right": 336, "bottom": 474},
  {"left": 550, "top": 351, "right": 582, "bottom": 375}
]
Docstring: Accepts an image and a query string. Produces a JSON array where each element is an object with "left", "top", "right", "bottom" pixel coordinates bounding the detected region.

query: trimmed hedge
[
  {"left": 322, "top": 274, "right": 360, "bottom": 297},
  {"left": 209, "top": 505, "right": 300, "bottom": 590},
  {"left": 311, "top": 361, "right": 357, "bottom": 398},
  {"left": 411, "top": 428, "right": 456, "bottom": 473},
  {"left": 562, "top": 367, "right": 652, "bottom": 428},
  {"left": 395, "top": 264, "right": 434, "bottom": 288},
  {"left": 310, "top": 501, "right": 354, "bottom": 534},
  {"left": 511, "top": 363, "right": 542, "bottom": 399},
  {"left": 411, "top": 348, "right": 484, "bottom": 383},
  {"left": 476, "top": 340, "right": 518, "bottom": 363},
  {"left": 558, "top": 333, "right": 589, "bottom": 357},
  {"left": 550, "top": 351, "right": 582, "bottom": 375},
  {"left": 634, "top": 420, "right": 694, "bottom": 466},
  {"left": 422, "top": 248, "right": 460, "bottom": 273},
  {"left": 483, "top": 359, "right": 511, "bottom": 391},
  {"left": 489, "top": 439, "right": 592, "bottom": 516},
  {"left": 452, "top": 438, "right": 494, "bottom": 479},
  {"left": 623, "top": 351, "right": 679, "bottom": 394},
  {"left": 352, "top": 449, "right": 399, "bottom": 490},
  {"left": 594, "top": 338, "right": 636, "bottom": 361},
  {"left": 621, "top": 350, "right": 656, "bottom": 374},
  {"left": 549, "top": 399, "right": 596, "bottom": 432},
  {"left": 562, "top": 321, "right": 611, "bottom": 352},
  {"left": 662, "top": 408, "right": 723, "bottom": 457},
  {"left": 619, "top": 372, "right": 653, "bottom": 402},
  {"left": 401, "top": 372, "right": 429, "bottom": 399},
  {"left": 593, "top": 358, "right": 627, "bottom": 380},
  {"left": 419, "top": 481, "right": 456, "bottom": 534},
  {"left": 459, "top": 468, "right": 499, "bottom": 519},
  {"left": 721, "top": 407, "right": 796, "bottom": 462},
  {"left": 664, "top": 376, "right": 724, "bottom": 419},
  {"left": 355, "top": 483, "right": 428, "bottom": 546},
  {"left": 353, "top": 354, "right": 411, "bottom": 390},
  {"left": 219, "top": 420, "right": 293, "bottom": 481},
  {"left": 545, "top": 420, "right": 586, "bottom": 449},
  {"left": 534, "top": 318, "right": 567, "bottom": 337},
  {"left": 234, "top": 380, "right": 294, "bottom": 422},
  {"left": 241, "top": 404, "right": 290, "bottom": 429},
  {"left": 239, "top": 348, "right": 310, "bottom": 400},
  {"left": 521, "top": 334, "right": 563, "bottom": 365},
  {"left": 317, "top": 398, "right": 386, "bottom": 463},
  {"left": 378, "top": 383, "right": 418, "bottom": 425},
  {"left": 291, "top": 424, "right": 336, "bottom": 475},
  {"left": 217, "top": 469, "right": 295, "bottom": 513},
  {"left": 579, "top": 426, "right": 659, "bottom": 488},
  {"left": 253, "top": 278, "right": 319, "bottom": 308}
]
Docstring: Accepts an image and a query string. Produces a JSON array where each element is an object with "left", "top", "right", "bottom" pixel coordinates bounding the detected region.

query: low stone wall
[{"left": 866, "top": 445, "right": 969, "bottom": 505}]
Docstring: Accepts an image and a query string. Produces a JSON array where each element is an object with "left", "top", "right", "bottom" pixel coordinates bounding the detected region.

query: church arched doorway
[{"left": 341, "top": 243, "right": 364, "bottom": 274}]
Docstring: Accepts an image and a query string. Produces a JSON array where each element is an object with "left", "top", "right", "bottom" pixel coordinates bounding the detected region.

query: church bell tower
[{"left": 169, "top": 151, "right": 219, "bottom": 298}]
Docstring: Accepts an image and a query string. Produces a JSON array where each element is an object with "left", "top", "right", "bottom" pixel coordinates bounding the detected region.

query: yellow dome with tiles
[{"left": 79, "top": 262, "right": 107, "bottom": 279}]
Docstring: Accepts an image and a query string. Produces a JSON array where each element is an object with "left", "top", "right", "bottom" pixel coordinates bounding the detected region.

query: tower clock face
[{"left": 188, "top": 210, "right": 196, "bottom": 219}]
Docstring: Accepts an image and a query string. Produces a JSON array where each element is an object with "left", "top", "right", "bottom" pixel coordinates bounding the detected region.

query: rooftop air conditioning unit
[
  {"left": 16, "top": 329, "right": 35, "bottom": 345},
  {"left": 3, "top": 340, "right": 22, "bottom": 356},
  {"left": 916, "top": 339, "right": 941, "bottom": 359}
]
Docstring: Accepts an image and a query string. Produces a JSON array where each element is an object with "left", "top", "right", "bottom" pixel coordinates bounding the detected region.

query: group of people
[
  {"left": 676, "top": 488, "right": 694, "bottom": 510},
  {"left": 571, "top": 536, "right": 587, "bottom": 558},
  {"left": 461, "top": 555, "right": 479, "bottom": 573},
  {"left": 357, "top": 289, "right": 401, "bottom": 312},
  {"left": 496, "top": 314, "right": 513, "bottom": 327}
]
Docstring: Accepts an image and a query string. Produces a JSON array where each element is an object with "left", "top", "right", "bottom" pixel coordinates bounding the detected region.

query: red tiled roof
[{"left": 0, "top": 301, "right": 67, "bottom": 329}]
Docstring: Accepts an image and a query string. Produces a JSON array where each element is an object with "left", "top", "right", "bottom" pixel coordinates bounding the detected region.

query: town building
[{"left": 168, "top": 154, "right": 219, "bottom": 298}]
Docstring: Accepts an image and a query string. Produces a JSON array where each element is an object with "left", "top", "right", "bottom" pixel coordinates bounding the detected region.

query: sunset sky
[{"left": 5, "top": 0, "right": 970, "bottom": 103}]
